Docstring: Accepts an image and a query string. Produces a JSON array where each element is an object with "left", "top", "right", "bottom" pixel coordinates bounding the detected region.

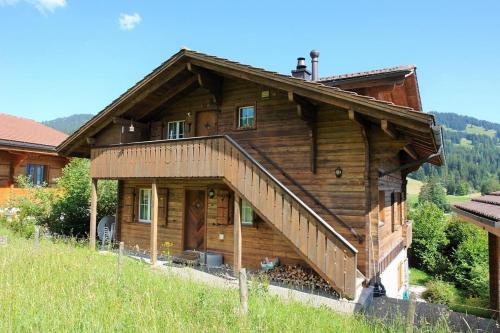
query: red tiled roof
[
  {"left": 319, "top": 65, "right": 416, "bottom": 83},
  {"left": 453, "top": 192, "right": 500, "bottom": 222},
  {"left": 0, "top": 113, "right": 68, "bottom": 148}
]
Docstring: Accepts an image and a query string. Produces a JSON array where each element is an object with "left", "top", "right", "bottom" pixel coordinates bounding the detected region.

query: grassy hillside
[
  {"left": 0, "top": 226, "right": 451, "bottom": 332},
  {"left": 406, "top": 178, "right": 480, "bottom": 207},
  {"left": 411, "top": 112, "right": 499, "bottom": 194},
  {"left": 42, "top": 113, "right": 93, "bottom": 134}
]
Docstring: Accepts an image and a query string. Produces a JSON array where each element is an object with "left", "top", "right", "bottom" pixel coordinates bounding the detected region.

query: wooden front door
[
  {"left": 184, "top": 189, "right": 206, "bottom": 251},
  {"left": 195, "top": 110, "right": 218, "bottom": 136}
]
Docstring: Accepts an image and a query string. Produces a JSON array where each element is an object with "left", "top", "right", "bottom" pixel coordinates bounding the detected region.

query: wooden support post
[
  {"left": 239, "top": 268, "right": 248, "bottom": 315},
  {"left": 234, "top": 194, "right": 242, "bottom": 276},
  {"left": 489, "top": 233, "right": 500, "bottom": 314},
  {"left": 151, "top": 179, "right": 159, "bottom": 266},
  {"left": 89, "top": 178, "right": 98, "bottom": 250}
]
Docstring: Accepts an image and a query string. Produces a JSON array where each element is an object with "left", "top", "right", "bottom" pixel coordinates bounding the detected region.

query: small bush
[
  {"left": 408, "top": 201, "right": 449, "bottom": 274},
  {"left": 423, "top": 279, "right": 458, "bottom": 305}
]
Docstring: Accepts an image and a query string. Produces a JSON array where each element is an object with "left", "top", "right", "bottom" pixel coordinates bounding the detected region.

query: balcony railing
[{"left": 91, "top": 135, "right": 358, "bottom": 299}]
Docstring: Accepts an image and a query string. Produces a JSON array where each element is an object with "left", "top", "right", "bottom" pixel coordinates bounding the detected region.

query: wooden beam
[
  {"left": 86, "top": 137, "right": 96, "bottom": 145},
  {"left": 348, "top": 108, "right": 370, "bottom": 128},
  {"left": 90, "top": 178, "right": 97, "bottom": 250},
  {"left": 187, "top": 63, "right": 223, "bottom": 106},
  {"left": 381, "top": 119, "right": 398, "bottom": 139},
  {"left": 234, "top": 194, "right": 242, "bottom": 276},
  {"left": 134, "top": 75, "right": 199, "bottom": 120},
  {"left": 112, "top": 117, "right": 149, "bottom": 129},
  {"left": 288, "top": 92, "right": 317, "bottom": 173},
  {"left": 403, "top": 144, "right": 418, "bottom": 160},
  {"left": 151, "top": 179, "right": 159, "bottom": 266}
]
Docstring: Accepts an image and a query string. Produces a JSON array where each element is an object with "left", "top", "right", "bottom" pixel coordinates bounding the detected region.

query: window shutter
[{"left": 158, "top": 188, "right": 169, "bottom": 227}]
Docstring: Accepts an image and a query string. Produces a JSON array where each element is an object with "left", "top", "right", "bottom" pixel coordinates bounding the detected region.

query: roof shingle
[{"left": 0, "top": 113, "right": 67, "bottom": 148}]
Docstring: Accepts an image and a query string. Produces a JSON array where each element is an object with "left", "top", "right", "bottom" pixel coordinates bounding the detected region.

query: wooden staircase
[{"left": 91, "top": 135, "right": 359, "bottom": 299}]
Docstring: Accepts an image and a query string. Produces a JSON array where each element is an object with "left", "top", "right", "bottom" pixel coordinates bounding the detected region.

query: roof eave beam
[{"left": 187, "top": 63, "right": 223, "bottom": 106}]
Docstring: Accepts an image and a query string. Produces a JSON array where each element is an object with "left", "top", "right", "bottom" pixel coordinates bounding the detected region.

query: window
[
  {"left": 25, "top": 164, "right": 47, "bottom": 186},
  {"left": 139, "top": 188, "right": 152, "bottom": 223},
  {"left": 378, "top": 191, "right": 385, "bottom": 227},
  {"left": 237, "top": 106, "right": 255, "bottom": 129},
  {"left": 391, "top": 192, "right": 396, "bottom": 232},
  {"left": 241, "top": 199, "right": 254, "bottom": 226},
  {"left": 167, "top": 120, "right": 185, "bottom": 140}
]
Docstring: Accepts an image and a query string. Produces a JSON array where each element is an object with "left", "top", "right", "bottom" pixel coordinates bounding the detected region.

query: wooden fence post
[
  {"left": 239, "top": 268, "right": 248, "bottom": 315},
  {"left": 34, "top": 225, "right": 40, "bottom": 249},
  {"left": 150, "top": 179, "right": 158, "bottom": 266},
  {"left": 234, "top": 195, "right": 242, "bottom": 276},
  {"left": 117, "top": 241, "right": 124, "bottom": 283},
  {"left": 406, "top": 292, "right": 416, "bottom": 333}
]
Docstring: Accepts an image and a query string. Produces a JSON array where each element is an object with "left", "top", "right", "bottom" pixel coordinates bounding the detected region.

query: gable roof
[
  {"left": 319, "top": 65, "right": 416, "bottom": 84},
  {"left": 57, "top": 48, "right": 443, "bottom": 165},
  {"left": 0, "top": 113, "right": 68, "bottom": 151}
]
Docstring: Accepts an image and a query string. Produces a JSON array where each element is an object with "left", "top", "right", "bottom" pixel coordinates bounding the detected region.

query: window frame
[
  {"left": 138, "top": 188, "right": 152, "bottom": 223},
  {"left": 378, "top": 190, "right": 385, "bottom": 227},
  {"left": 241, "top": 199, "right": 254, "bottom": 226},
  {"left": 166, "top": 120, "right": 185, "bottom": 140},
  {"left": 25, "top": 163, "right": 47, "bottom": 187},
  {"left": 236, "top": 105, "right": 256, "bottom": 130}
]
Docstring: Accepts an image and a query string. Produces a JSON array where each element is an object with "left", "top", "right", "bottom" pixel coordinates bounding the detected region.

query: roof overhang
[
  {"left": 0, "top": 139, "right": 58, "bottom": 155},
  {"left": 57, "top": 49, "right": 443, "bottom": 166},
  {"left": 451, "top": 205, "right": 500, "bottom": 237}
]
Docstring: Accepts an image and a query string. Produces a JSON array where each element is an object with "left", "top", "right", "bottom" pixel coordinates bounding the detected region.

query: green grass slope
[{"left": 0, "top": 227, "right": 452, "bottom": 333}]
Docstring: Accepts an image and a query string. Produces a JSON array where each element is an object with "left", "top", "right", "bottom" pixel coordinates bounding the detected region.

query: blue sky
[{"left": 0, "top": 0, "right": 499, "bottom": 123}]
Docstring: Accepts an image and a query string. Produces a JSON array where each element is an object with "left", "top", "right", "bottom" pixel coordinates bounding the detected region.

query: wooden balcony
[{"left": 90, "top": 135, "right": 358, "bottom": 299}]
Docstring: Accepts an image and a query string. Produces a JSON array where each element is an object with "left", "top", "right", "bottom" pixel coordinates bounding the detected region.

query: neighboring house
[
  {"left": 57, "top": 49, "right": 444, "bottom": 299},
  {"left": 0, "top": 113, "right": 68, "bottom": 187},
  {"left": 452, "top": 193, "right": 500, "bottom": 313}
]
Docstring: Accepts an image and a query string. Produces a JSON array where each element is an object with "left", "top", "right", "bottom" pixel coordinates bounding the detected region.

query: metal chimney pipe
[{"left": 310, "top": 50, "right": 320, "bottom": 81}]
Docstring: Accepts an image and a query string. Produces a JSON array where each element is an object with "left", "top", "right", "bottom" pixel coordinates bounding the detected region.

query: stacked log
[{"left": 264, "top": 265, "right": 339, "bottom": 297}]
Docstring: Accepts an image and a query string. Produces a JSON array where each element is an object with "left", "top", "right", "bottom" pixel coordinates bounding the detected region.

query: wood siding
[
  {"left": 91, "top": 136, "right": 358, "bottom": 298},
  {"left": 0, "top": 149, "right": 67, "bottom": 187}
]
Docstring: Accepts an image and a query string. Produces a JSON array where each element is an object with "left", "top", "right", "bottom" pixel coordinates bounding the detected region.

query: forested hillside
[
  {"left": 42, "top": 114, "right": 93, "bottom": 134},
  {"left": 411, "top": 112, "right": 499, "bottom": 194}
]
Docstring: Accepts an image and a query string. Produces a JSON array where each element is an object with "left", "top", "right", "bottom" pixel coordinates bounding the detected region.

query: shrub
[
  {"left": 423, "top": 279, "right": 458, "bottom": 305},
  {"left": 4, "top": 180, "right": 60, "bottom": 238},
  {"left": 48, "top": 158, "right": 117, "bottom": 237},
  {"left": 418, "top": 177, "right": 449, "bottom": 212},
  {"left": 408, "top": 202, "right": 449, "bottom": 274}
]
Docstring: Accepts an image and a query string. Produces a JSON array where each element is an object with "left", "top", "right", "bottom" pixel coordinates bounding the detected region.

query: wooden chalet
[
  {"left": 57, "top": 49, "right": 444, "bottom": 299},
  {"left": 0, "top": 113, "right": 68, "bottom": 188}
]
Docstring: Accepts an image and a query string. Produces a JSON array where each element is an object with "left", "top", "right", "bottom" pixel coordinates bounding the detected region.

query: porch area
[{"left": 88, "top": 135, "right": 359, "bottom": 299}]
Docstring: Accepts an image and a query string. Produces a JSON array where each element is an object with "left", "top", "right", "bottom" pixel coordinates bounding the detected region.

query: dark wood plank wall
[
  {"left": 368, "top": 127, "right": 406, "bottom": 274},
  {"left": 148, "top": 78, "right": 368, "bottom": 273},
  {"left": 93, "top": 75, "right": 412, "bottom": 277},
  {"left": 118, "top": 179, "right": 303, "bottom": 269},
  {"left": 0, "top": 150, "right": 67, "bottom": 187}
]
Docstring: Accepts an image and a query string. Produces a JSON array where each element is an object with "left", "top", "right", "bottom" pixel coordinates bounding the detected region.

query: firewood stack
[{"left": 264, "top": 265, "right": 339, "bottom": 296}]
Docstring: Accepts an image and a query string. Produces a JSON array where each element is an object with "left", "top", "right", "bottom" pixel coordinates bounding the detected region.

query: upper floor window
[
  {"left": 237, "top": 106, "right": 255, "bottom": 129},
  {"left": 25, "top": 164, "right": 47, "bottom": 186},
  {"left": 167, "top": 120, "right": 185, "bottom": 140},
  {"left": 241, "top": 199, "right": 254, "bottom": 226},
  {"left": 378, "top": 190, "right": 385, "bottom": 227},
  {"left": 139, "top": 188, "right": 152, "bottom": 223}
]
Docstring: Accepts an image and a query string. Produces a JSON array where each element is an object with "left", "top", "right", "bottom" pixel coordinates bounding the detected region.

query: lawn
[
  {"left": 409, "top": 268, "right": 431, "bottom": 286},
  {"left": 0, "top": 226, "right": 452, "bottom": 333}
]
